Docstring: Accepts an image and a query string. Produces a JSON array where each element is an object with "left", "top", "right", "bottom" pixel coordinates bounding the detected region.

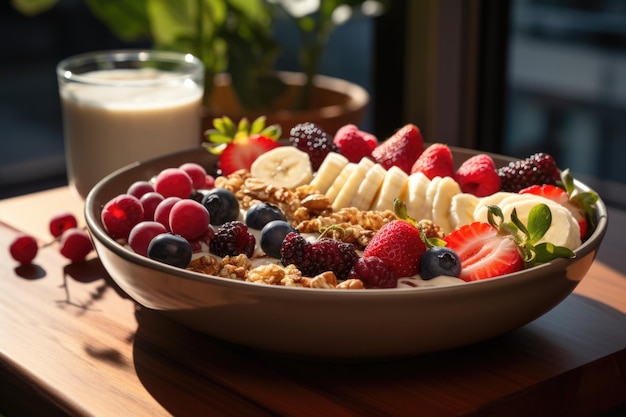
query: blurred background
[{"left": 2, "top": 0, "right": 626, "bottom": 209}]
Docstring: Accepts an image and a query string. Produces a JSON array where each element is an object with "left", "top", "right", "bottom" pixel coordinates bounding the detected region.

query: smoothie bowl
[{"left": 85, "top": 129, "right": 608, "bottom": 360}]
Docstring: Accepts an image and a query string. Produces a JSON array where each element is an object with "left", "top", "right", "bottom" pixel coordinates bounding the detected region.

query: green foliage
[{"left": 13, "top": 0, "right": 388, "bottom": 112}]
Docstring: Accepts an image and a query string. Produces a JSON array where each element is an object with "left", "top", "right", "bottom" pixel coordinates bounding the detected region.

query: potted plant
[{"left": 13, "top": 0, "right": 387, "bottom": 133}]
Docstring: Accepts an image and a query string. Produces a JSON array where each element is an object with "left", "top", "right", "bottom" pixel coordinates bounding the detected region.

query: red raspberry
[
  {"left": 333, "top": 124, "right": 377, "bottom": 163},
  {"left": 59, "top": 228, "right": 93, "bottom": 263},
  {"left": 49, "top": 212, "right": 78, "bottom": 238},
  {"left": 348, "top": 256, "right": 398, "bottom": 289},
  {"left": 455, "top": 154, "right": 501, "bottom": 197},
  {"left": 410, "top": 143, "right": 455, "bottom": 179},
  {"left": 101, "top": 194, "right": 145, "bottom": 240},
  {"left": 9, "top": 234, "right": 38, "bottom": 265},
  {"left": 209, "top": 221, "right": 256, "bottom": 258}
]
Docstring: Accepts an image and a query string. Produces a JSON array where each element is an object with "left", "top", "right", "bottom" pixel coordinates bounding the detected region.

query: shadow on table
[{"left": 130, "top": 293, "right": 626, "bottom": 417}]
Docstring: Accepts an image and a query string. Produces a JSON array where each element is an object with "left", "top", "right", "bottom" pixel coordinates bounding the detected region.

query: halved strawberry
[
  {"left": 203, "top": 116, "right": 282, "bottom": 175},
  {"left": 443, "top": 222, "right": 524, "bottom": 282},
  {"left": 219, "top": 135, "right": 280, "bottom": 175},
  {"left": 519, "top": 184, "right": 587, "bottom": 239}
]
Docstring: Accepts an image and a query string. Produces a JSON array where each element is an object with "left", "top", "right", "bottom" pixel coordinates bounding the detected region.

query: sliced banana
[
  {"left": 326, "top": 162, "right": 356, "bottom": 204},
  {"left": 351, "top": 163, "right": 387, "bottom": 211},
  {"left": 420, "top": 176, "right": 442, "bottom": 223},
  {"left": 250, "top": 146, "right": 313, "bottom": 189},
  {"left": 431, "top": 176, "right": 462, "bottom": 234},
  {"left": 449, "top": 193, "right": 480, "bottom": 230},
  {"left": 499, "top": 196, "right": 581, "bottom": 250},
  {"left": 472, "top": 191, "right": 519, "bottom": 223},
  {"left": 371, "top": 165, "right": 408, "bottom": 212},
  {"left": 404, "top": 172, "right": 431, "bottom": 221},
  {"left": 310, "top": 152, "right": 349, "bottom": 193},
  {"left": 332, "top": 158, "right": 375, "bottom": 211}
]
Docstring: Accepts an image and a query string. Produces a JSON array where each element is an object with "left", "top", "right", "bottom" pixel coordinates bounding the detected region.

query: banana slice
[
  {"left": 351, "top": 163, "right": 387, "bottom": 210},
  {"left": 332, "top": 158, "right": 375, "bottom": 211},
  {"left": 310, "top": 152, "right": 349, "bottom": 193},
  {"left": 250, "top": 146, "right": 313, "bottom": 189},
  {"left": 403, "top": 172, "right": 431, "bottom": 221},
  {"left": 499, "top": 196, "right": 581, "bottom": 250},
  {"left": 449, "top": 193, "right": 480, "bottom": 230},
  {"left": 472, "top": 191, "right": 519, "bottom": 223},
  {"left": 421, "top": 176, "right": 443, "bottom": 223},
  {"left": 431, "top": 176, "right": 461, "bottom": 234},
  {"left": 326, "top": 162, "right": 356, "bottom": 204},
  {"left": 371, "top": 165, "right": 408, "bottom": 212}
]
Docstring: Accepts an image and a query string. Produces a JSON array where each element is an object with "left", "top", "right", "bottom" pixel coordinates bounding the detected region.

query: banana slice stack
[{"left": 313, "top": 152, "right": 466, "bottom": 234}]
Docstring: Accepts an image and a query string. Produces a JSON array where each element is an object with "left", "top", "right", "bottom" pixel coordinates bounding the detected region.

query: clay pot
[{"left": 203, "top": 71, "right": 369, "bottom": 136}]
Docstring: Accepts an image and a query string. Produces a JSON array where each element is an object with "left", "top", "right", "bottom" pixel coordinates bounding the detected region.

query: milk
[{"left": 60, "top": 68, "right": 204, "bottom": 198}]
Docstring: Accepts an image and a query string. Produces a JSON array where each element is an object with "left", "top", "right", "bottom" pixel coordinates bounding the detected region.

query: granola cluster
[{"left": 186, "top": 254, "right": 365, "bottom": 289}]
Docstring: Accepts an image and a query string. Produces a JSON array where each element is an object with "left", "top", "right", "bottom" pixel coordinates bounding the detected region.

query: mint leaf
[
  {"left": 527, "top": 203, "right": 551, "bottom": 244},
  {"left": 531, "top": 242, "right": 575, "bottom": 265}
]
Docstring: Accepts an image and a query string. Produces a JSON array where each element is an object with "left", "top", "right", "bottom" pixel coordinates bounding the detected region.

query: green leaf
[
  {"left": 213, "top": 116, "right": 237, "bottom": 137},
  {"left": 530, "top": 242, "right": 575, "bottom": 265},
  {"left": 526, "top": 203, "right": 552, "bottom": 244},
  {"left": 205, "top": 131, "right": 233, "bottom": 144},
  {"left": 85, "top": 0, "right": 152, "bottom": 41},
  {"left": 11, "top": 0, "right": 58, "bottom": 16},
  {"left": 260, "top": 125, "right": 282, "bottom": 140},
  {"left": 202, "top": 142, "right": 228, "bottom": 155},
  {"left": 250, "top": 116, "right": 267, "bottom": 134}
]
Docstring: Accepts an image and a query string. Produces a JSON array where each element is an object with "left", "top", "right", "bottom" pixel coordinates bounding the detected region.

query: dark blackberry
[
  {"left": 209, "top": 221, "right": 256, "bottom": 258},
  {"left": 289, "top": 122, "right": 336, "bottom": 171},
  {"left": 280, "top": 234, "right": 359, "bottom": 279},
  {"left": 348, "top": 256, "right": 398, "bottom": 289},
  {"left": 310, "top": 239, "right": 359, "bottom": 280},
  {"left": 498, "top": 152, "right": 561, "bottom": 193},
  {"left": 280, "top": 232, "right": 313, "bottom": 271}
]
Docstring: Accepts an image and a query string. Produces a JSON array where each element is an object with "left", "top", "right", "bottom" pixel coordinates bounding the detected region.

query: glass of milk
[{"left": 57, "top": 50, "right": 205, "bottom": 199}]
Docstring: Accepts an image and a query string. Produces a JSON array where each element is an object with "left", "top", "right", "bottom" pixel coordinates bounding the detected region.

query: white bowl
[{"left": 85, "top": 147, "right": 608, "bottom": 360}]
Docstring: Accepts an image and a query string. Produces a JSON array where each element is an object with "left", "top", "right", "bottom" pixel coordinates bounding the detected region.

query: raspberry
[
  {"left": 9, "top": 234, "right": 38, "bottom": 265},
  {"left": 179, "top": 162, "right": 208, "bottom": 189},
  {"left": 332, "top": 124, "right": 377, "bottom": 163},
  {"left": 209, "top": 221, "right": 256, "bottom": 258},
  {"left": 139, "top": 192, "right": 164, "bottom": 221},
  {"left": 498, "top": 152, "right": 561, "bottom": 193},
  {"left": 289, "top": 123, "right": 335, "bottom": 171},
  {"left": 49, "top": 212, "right": 78, "bottom": 238},
  {"left": 128, "top": 221, "right": 168, "bottom": 256},
  {"left": 59, "top": 228, "right": 93, "bottom": 262},
  {"left": 280, "top": 233, "right": 359, "bottom": 279},
  {"left": 168, "top": 199, "right": 210, "bottom": 240},
  {"left": 101, "top": 194, "right": 145, "bottom": 240},
  {"left": 127, "top": 181, "right": 155, "bottom": 199},
  {"left": 455, "top": 153, "right": 501, "bottom": 197},
  {"left": 410, "top": 143, "right": 455, "bottom": 179},
  {"left": 348, "top": 256, "right": 398, "bottom": 289},
  {"left": 154, "top": 168, "right": 193, "bottom": 199}
]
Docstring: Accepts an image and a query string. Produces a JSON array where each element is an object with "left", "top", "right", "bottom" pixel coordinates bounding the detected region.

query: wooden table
[{"left": 1, "top": 187, "right": 625, "bottom": 417}]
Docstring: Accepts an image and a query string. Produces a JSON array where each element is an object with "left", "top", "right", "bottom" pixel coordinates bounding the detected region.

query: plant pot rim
[{"left": 208, "top": 71, "right": 370, "bottom": 134}]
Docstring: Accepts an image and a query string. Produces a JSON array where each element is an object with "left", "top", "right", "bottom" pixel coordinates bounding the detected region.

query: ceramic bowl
[{"left": 85, "top": 147, "right": 608, "bottom": 360}]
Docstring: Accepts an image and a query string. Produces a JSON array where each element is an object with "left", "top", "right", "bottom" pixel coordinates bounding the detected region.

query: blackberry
[
  {"left": 498, "top": 152, "right": 561, "bottom": 193},
  {"left": 289, "top": 122, "right": 335, "bottom": 171},
  {"left": 209, "top": 221, "right": 256, "bottom": 258},
  {"left": 280, "top": 234, "right": 359, "bottom": 279},
  {"left": 348, "top": 256, "right": 398, "bottom": 289},
  {"left": 310, "top": 239, "right": 359, "bottom": 280}
]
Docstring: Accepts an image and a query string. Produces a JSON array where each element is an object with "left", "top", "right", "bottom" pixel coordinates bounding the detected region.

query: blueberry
[
  {"left": 245, "top": 202, "right": 287, "bottom": 230},
  {"left": 201, "top": 188, "right": 240, "bottom": 225},
  {"left": 147, "top": 233, "right": 192, "bottom": 268},
  {"left": 260, "top": 220, "right": 297, "bottom": 258},
  {"left": 420, "top": 246, "right": 462, "bottom": 280}
]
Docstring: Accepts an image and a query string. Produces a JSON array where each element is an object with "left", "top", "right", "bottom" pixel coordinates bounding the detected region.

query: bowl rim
[{"left": 84, "top": 147, "right": 609, "bottom": 299}]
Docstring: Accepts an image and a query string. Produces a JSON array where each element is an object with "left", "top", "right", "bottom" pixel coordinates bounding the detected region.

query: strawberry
[
  {"left": 519, "top": 184, "right": 588, "bottom": 240},
  {"left": 203, "top": 116, "right": 281, "bottom": 175},
  {"left": 333, "top": 124, "right": 377, "bottom": 163},
  {"left": 410, "top": 143, "right": 455, "bottom": 179},
  {"left": 455, "top": 153, "right": 501, "bottom": 197},
  {"left": 362, "top": 219, "right": 426, "bottom": 277},
  {"left": 371, "top": 124, "right": 425, "bottom": 174},
  {"left": 219, "top": 135, "right": 280, "bottom": 175},
  {"left": 443, "top": 222, "right": 524, "bottom": 282}
]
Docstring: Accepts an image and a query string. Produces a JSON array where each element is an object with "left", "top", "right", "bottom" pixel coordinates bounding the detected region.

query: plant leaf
[
  {"left": 526, "top": 203, "right": 551, "bottom": 244},
  {"left": 530, "top": 242, "right": 575, "bottom": 265}
]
